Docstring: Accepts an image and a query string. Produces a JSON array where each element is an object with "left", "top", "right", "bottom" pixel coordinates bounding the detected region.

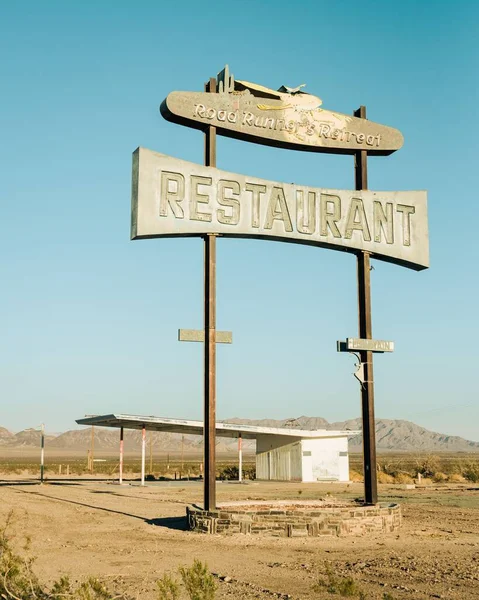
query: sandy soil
[{"left": 0, "top": 476, "right": 478, "bottom": 599}]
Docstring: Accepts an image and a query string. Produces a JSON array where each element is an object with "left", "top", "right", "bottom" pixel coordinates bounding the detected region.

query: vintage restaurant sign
[
  {"left": 131, "top": 148, "right": 429, "bottom": 271},
  {"left": 160, "top": 70, "right": 404, "bottom": 156}
]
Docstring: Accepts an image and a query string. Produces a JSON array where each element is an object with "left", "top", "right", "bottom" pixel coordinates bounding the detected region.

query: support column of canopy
[
  {"left": 119, "top": 427, "right": 124, "bottom": 485},
  {"left": 141, "top": 425, "right": 146, "bottom": 486},
  {"left": 238, "top": 433, "right": 242, "bottom": 483}
]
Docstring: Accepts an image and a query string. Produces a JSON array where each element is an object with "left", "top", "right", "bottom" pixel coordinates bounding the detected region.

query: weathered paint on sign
[
  {"left": 131, "top": 148, "right": 429, "bottom": 271},
  {"left": 160, "top": 82, "right": 403, "bottom": 156},
  {"left": 346, "top": 338, "right": 395, "bottom": 352}
]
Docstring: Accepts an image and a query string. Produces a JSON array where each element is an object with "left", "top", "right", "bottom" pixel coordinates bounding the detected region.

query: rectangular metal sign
[
  {"left": 131, "top": 148, "right": 429, "bottom": 271},
  {"left": 346, "top": 338, "right": 395, "bottom": 352},
  {"left": 178, "top": 329, "right": 232, "bottom": 343}
]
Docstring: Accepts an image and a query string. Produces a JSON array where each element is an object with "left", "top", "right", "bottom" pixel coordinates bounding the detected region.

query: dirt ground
[{"left": 0, "top": 476, "right": 478, "bottom": 599}]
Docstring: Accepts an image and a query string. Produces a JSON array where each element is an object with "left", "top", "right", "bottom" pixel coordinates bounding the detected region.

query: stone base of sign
[{"left": 186, "top": 500, "right": 401, "bottom": 536}]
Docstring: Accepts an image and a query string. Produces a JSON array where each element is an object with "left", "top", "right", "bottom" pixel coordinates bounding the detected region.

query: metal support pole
[
  {"left": 40, "top": 423, "right": 45, "bottom": 484},
  {"left": 149, "top": 433, "right": 153, "bottom": 475},
  {"left": 141, "top": 425, "right": 146, "bottom": 486},
  {"left": 238, "top": 433, "right": 242, "bottom": 483},
  {"left": 181, "top": 434, "right": 184, "bottom": 479},
  {"left": 203, "top": 76, "right": 217, "bottom": 511},
  {"left": 119, "top": 427, "right": 124, "bottom": 485},
  {"left": 90, "top": 425, "right": 95, "bottom": 474},
  {"left": 354, "top": 105, "right": 378, "bottom": 505}
]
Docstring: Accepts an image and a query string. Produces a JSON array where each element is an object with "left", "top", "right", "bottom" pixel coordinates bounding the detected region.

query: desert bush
[
  {"left": 218, "top": 464, "right": 255, "bottom": 481},
  {"left": 432, "top": 471, "right": 448, "bottom": 483},
  {"left": 0, "top": 518, "right": 45, "bottom": 599},
  {"left": 462, "top": 461, "right": 479, "bottom": 483},
  {"left": 378, "top": 461, "right": 400, "bottom": 477},
  {"left": 447, "top": 473, "right": 465, "bottom": 483},
  {"left": 349, "top": 469, "right": 363, "bottom": 482},
  {"left": 0, "top": 519, "right": 218, "bottom": 600},
  {"left": 0, "top": 512, "right": 136, "bottom": 599},
  {"left": 394, "top": 473, "right": 414, "bottom": 484},
  {"left": 415, "top": 454, "right": 440, "bottom": 478},
  {"left": 243, "top": 465, "right": 256, "bottom": 480},
  {"left": 179, "top": 559, "right": 216, "bottom": 600},
  {"left": 418, "top": 477, "right": 433, "bottom": 485},
  {"left": 218, "top": 465, "right": 239, "bottom": 480},
  {"left": 377, "top": 472, "right": 394, "bottom": 484},
  {"left": 312, "top": 564, "right": 364, "bottom": 597},
  {"left": 156, "top": 573, "right": 180, "bottom": 600}
]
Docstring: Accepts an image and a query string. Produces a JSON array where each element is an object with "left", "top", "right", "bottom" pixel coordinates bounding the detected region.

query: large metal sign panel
[
  {"left": 131, "top": 148, "right": 429, "bottom": 271},
  {"left": 160, "top": 73, "right": 403, "bottom": 156}
]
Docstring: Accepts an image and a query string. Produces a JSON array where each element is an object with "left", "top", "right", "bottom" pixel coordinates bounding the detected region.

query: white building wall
[
  {"left": 301, "top": 437, "right": 350, "bottom": 482},
  {"left": 256, "top": 434, "right": 350, "bottom": 482},
  {"left": 256, "top": 434, "right": 302, "bottom": 481}
]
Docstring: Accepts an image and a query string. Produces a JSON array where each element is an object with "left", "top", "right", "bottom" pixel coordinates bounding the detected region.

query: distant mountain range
[{"left": 1, "top": 417, "right": 478, "bottom": 453}]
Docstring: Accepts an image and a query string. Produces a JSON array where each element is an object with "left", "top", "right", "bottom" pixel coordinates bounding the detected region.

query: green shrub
[
  {"left": 312, "top": 565, "right": 363, "bottom": 597},
  {"left": 218, "top": 465, "right": 239, "bottom": 480},
  {"left": 157, "top": 572, "right": 180, "bottom": 600},
  {"left": 243, "top": 465, "right": 256, "bottom": 480},
  {"left": 463, "top": 462, "right": 479, "bottom": 483},
  {"left": 179, "top": 559, "right": 217, "bottom": 600}
]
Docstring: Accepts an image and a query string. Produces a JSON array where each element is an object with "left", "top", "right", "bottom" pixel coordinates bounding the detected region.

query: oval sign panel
[{"left": 160, "top": 70, "right": 404, "bottom": 156}]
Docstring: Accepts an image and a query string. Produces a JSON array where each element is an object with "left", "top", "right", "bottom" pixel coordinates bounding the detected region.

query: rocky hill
[
  {"left": 226, "top": 416, "right": 479, "bottom": 452},
  {"left": 0, "top": 417, "right": 478, "bottom": 453}
]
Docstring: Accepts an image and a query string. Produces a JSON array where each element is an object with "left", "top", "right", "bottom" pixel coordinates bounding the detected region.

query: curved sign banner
[
  {"left": 131, "top": 148, "right": 429, "bottom": 271},
  {"left": 160, "top": 74, "right": 403, "bottom": 156}
]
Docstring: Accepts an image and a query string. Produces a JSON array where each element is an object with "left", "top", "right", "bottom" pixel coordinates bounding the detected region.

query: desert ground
[{"left": 0, "top": 470, "right": 478, "bottom": 600}]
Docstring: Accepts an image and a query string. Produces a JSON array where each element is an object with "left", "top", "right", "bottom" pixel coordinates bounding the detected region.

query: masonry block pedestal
[{"left": 187, "top": 500, "right": 401, "bottom": 536}]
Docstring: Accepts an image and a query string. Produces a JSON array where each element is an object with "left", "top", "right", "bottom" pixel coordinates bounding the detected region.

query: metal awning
[{"left": 75, "top": 413, "right": 359, "bottom": 440}]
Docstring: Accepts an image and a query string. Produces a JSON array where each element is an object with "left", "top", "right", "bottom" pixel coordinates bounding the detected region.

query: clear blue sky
[{"left": 1, "top": 0, "right": 478, "bottom": 440}]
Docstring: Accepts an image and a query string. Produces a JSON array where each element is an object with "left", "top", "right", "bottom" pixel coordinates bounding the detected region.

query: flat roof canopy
[{"left": 75, "top": 414, "right": 359, "bottom": 441}]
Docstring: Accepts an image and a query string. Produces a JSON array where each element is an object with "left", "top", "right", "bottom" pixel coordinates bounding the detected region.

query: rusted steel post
[
  {"left": 354, "top": 105, "right": 378, "bottom": 505},
  {"left": 204, "top": 77, "right": 217, "bottom": 511},
  {"left": 119, "top": 427, "right": 124, "bottom": 485}
]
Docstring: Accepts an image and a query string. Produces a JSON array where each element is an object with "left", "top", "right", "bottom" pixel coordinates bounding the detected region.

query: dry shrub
[
  {"left": 462, "top": 462, "right": 479, "bottom": 483},
  {"left": 418, "top": 477, "right": 433, "bottom": 485},
  {"left": 1, "top": 511, "right": 217, "bottom": 599},
  {"left": 448, "top": 473, "right": 465, "bottom": 483},
  {"left": 415, "top": 454, "right": 440, "bottom": 478},
  {"left": 377, "top": 472, "right": 394, "bottom": 484},
  {"left": 432, "top": 472, "right": 448, "bottom": 483},
  {"left": 394, "top": 473, "right": 414, "bottom": 484},
  {"left": 378, "top": 460, "right": 404, "bottom": 477},
  {"left": 312, "top": 564, "right": 364, "bottom": 597},
  {"left": 349, "top": 470, "right": 363, "bottom": 482}
]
